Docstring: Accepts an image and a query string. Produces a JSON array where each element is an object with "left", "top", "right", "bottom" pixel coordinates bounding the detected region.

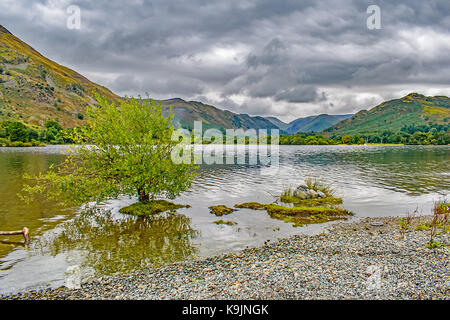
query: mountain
[
  {"left": 265, "top": 113, "right": 353, "bottom": 134},
  {"left": 159, "top": 98, "right": 282, "bottom": 133},
  {"left": 264, "top": 116, "right": 290, "bottom": 131},
  {"left": 0, "top": 25, "right": 120, "bottom": 128},
  {"left": 300, "top": 114, "right": 354, "bottom": 132},
  {"left": 324, "top": 93, "right": 450, "bottom": 136}
]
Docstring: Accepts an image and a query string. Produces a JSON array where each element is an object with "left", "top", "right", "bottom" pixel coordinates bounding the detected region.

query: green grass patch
[
  {"left": 119, "top": 200, "right": 190, "bottom": 216},
  {"left": 416, "top": 224, "right": 430, "bottom": 231},
  {"left": 233, "top": 198, "right": 352, "bottom": 226},
  {"left": 208, "top": 205, "right": 237, "bottom": 216},
  {"left": 234, "top": 202, "right": 268, "bottom": 210},
  {"left": 213, "top": 220, "right": 237, "bottom": 226},
  {"left": 266, "top": 204, "right": 352, "bottom": 217},
  {"left": 280, "top": 194, "right": 343, "bottom": 206}
]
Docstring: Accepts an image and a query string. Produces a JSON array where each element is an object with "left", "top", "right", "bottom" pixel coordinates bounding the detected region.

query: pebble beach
[{"left": 3, "top": 216, "right": 449, "bottom": 300}]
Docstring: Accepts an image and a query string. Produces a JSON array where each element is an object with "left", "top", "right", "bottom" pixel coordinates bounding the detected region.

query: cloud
[{"left": 0, "top": 0, "right": 449, "bottom": 120}]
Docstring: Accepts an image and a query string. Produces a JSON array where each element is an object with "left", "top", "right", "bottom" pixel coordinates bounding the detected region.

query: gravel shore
[{"left": 3, "top": 216, "right": 449, "bottom": 300}]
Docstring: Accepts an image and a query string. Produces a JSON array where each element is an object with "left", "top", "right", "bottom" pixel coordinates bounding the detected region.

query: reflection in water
[
  {"left": 0, "top": 145, "right": 448, "bottom": 293},
  {"left": 0, "top": 147, "right": 76, "bottom": 259},
  {"left": 289, "top": 146, "right": 449, "bottom": 195},
  {"left": 35, "top": 208, "right": 199, "bottom": 275}
]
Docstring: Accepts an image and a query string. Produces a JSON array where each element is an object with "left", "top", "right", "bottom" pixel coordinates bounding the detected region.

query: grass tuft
[
  {"left": 208, "top": 205, "right": 237, "bottom": 216},
  {"left": 119, "top": 200, "right": 190, "bottom": 216}
]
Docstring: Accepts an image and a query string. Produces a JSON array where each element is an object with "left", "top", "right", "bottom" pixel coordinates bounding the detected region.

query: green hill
[
  {"left": 266, "top": 113, "right": 353, "bottom": 134},
  {"left": 0, "top": 25, "right": 121, "bottom": 128},
  {"left": 159, "top": 98, "right": 281, "bottom": 133},
  {"left": 324, "top": 93, "right": 450, "bottom": 136}
]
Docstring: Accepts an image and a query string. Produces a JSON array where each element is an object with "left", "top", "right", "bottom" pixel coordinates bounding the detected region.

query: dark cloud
[{"left": 0, "top": 0, "right": 449, "bottom": 120}]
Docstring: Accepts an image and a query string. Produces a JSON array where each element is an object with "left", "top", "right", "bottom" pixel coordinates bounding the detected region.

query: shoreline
[{"left": 2, "top": 216, "right": 449, "bottom": 300}]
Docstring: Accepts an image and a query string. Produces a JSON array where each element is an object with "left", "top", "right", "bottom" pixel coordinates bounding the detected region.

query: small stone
[{"left": 369, "top": 222, "right": 384, "bottom": 227}]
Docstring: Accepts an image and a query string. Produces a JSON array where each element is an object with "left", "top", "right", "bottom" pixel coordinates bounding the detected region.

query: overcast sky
[{"left": 1, "top": 0, "right": 449, "bottom": 121}]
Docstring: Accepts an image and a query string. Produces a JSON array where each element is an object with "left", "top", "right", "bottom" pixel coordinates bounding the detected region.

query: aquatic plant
[
  {"left": 208, "top": 205, "right": 237, "bottom": 216},
  {"left": 304, "top": 177, "right": 336, "bottom": 197},
  {"left": 233, "top": 201, "right": 353, "bottom": 226},
  {"left": 213, "top": 220, "right": 237, "bottom": 226},
  {"left": 234, "top": 202, "right": 268, "bottom": 210},
  {"left": 119, "top": 200, "right": 190, "bottom": 217},
  {"left": 266, "top": 204, "right": 351, "bottom": 217}
]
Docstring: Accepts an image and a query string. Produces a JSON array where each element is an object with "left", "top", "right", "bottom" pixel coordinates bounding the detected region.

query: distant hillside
[
  {"left": 0, "top": 25, "right": 121, "bottom": 128},
  {"left": 265, "top": 116, "right": 290, "bottom": 131},
  {"left": 265, "top": 113, "right": 353, "bottom": 134},
  {"left": 160, "top": 98, "right": 282, "bottom": 133},
  {"left": 324, "top": 93, "right": 450, "bottom": 136}
]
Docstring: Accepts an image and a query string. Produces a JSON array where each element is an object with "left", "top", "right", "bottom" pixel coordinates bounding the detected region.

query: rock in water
[
  {"left": 65, "top": 265, "right": 81, "bottom": 289},
  {"left": 307, "top": 189, "right": 318, "bottom": 199},
  {"left": 293, "top": 190, "right": 307, "bottom": 199},
  {"left": 317, "top": 190, "right": 326, "bottom": 198},
  {"left": 296, "top": 185, "right": 308, "bottom": 192}
]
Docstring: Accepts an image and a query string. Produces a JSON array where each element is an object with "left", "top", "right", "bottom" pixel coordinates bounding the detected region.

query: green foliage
[
  {"left": 266, "top": 204, "right": 351, "bottom": 217},
  {"left": 0, "top": 120, "right": 29, "bottom": 142},
  {"left": 22, "top": 96, "right": 197, "bottom": 206},
  {"left": 234, "top": 202, "right": 268, "bottom": 210},
  {"left": 213, "top": 220, "right": 237, "bottom": 226},
  {"left": 119, "top": 200, "right": 189, "bottom": 216},
  {"left": 425, "top": 239, "right": 442, "bottom": 249},
  {"left": 278, "top": 125, "right": 449, "bottom": 145},
  {"left": 208, "top": 205, "right": 237, "bottom": 216},
  {"left": 45, "top": 120, "right": 63, "bottom": 131}
]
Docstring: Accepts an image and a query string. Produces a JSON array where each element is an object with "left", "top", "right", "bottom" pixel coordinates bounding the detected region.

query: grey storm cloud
[{"left": 0, "top": 0, "right": 449, "bottom": 120}]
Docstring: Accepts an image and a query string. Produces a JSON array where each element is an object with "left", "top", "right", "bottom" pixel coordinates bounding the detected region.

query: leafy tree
[
  {"left": 342, "top": 136, "right": 351, "bottom": 144},
  {"left": 1, "top": 121, "right": 29, "bottom": 142},
  {"left": 23, "top": 96, "right": 197, "bottom": 206},
  {"left": 45, "top": 120, "right": 63, "bottom": 132}
]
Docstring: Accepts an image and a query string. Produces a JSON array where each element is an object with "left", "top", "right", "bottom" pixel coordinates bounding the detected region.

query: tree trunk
[{"left": 138, "top": 188, "right": 149, "bottom": 203}]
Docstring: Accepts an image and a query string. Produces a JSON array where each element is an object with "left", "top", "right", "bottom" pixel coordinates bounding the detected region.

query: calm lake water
[{"left": 0, "top": 145, "right": 448, "bottom": 294}]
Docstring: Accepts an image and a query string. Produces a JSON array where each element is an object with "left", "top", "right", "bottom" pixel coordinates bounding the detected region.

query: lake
[{"left": 0, "top": 145, "right": 448, "bottom": 294}]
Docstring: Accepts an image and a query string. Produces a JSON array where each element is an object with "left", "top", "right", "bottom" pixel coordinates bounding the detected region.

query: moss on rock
[
  {"left": 119, "top": 200, "right": 190, "bottom": 217},
  {"left": 266, "top": 204, "right": 351, "bottom": 217},
  {"left": 280, "top": 195, "right": 343, "bottom": 206},
  {"left": 213, "top": 220, "right": 237, "bottom": 226},
  {"left": 209, "top": 205, "right": 237, "bottom": 216},
  {"left": 233, "top": 199, "right": 353, "bottom": 226},
  {"left": 234, "top": 202, "right": 268, "bottom": 210}
]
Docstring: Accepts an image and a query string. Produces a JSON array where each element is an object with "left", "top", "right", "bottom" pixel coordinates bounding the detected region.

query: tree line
[
  {"left": 0, "top": 119, "right": 75, "bottom": 147},
  {"left": 1, "top": 119, "right": 449, "bottom": 147}
]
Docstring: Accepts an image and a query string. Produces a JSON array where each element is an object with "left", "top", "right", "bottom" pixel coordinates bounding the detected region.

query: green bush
[{"left": 0, "top": 137, "right": 9, "bottom": 146}]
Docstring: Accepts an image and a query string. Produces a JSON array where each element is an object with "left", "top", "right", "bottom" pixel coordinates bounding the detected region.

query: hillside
[
  {"left": 324, "top": 93, "right": 450, "bottom": 136},
  {"left": 159, "top": 98, "right": 281, "bottom": 132},
  {"left": 264, "top": 116, "right": 290, "bottom": 131},
  {"left": 266, "top": 113, "right": 353, "bottom": 134},
  {"left": 0, "top": 25, "right": 121, "bottom": 128}
]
